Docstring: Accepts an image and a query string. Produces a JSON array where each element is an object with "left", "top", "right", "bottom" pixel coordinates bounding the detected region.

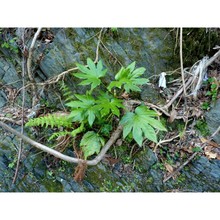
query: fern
[
  {"left": 48, "top": 130, "right": 72, "bottom": 141},
  {"left": 59, "top": 81, "right": 75, "bottom": 102},
  {"left": 49, "top": 123, "right": 84, "bottom": 140},
  {"left": 24, "top": 58, "right": 166, "bottom": 161},
  {"left": 25, "top": 114, "right": 72, "bottom": 128}
]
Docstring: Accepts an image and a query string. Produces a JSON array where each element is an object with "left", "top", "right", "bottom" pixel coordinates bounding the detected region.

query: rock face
[
  {"left": 34, "top": 28, "right": 175, "bottom": 97},
  {"left": 1, "top": 28, "right": 220, "bottom": 192},
  {"left": 205, "top": 99, "right": 220, "bottom": 144}
]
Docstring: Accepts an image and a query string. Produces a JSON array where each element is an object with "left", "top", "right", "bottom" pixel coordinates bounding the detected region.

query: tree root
[{"left": 74, "top": 162, "right": 87, "bottom": 182}]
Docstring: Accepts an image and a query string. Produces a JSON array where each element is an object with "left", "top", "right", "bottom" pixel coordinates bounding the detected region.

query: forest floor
[{"left": 145, "top": 54, "right": 220, "bottom": 183}]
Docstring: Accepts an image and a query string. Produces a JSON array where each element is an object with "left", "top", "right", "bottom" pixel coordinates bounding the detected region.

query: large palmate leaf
[
  {"left": 66, "top": 93, "right": 99, "bottom": 126},
  {"left": 120, "top": 105, "right": 167, "bottom": 146},
  {"left": 107, "top": 62, "right": 149, "bottom": 93},
  {"left": 94, "top": 92, "right": 124, "bottom": 117},
  {"left": 80, "top": 131, "right": 105, "bottom": 159},
  {"left": 74, "top": 58, "right": 107, "bottom": 91}
]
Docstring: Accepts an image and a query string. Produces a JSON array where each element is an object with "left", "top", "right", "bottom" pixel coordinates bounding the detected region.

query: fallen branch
[
  {"left": 0, "top": 117, "right": 22, "bottom": 125},
  {"left": 163, "top": 125, "right": 220, "bottom": 183},
  {"left": 163, "top": 76, "right": 193, "bottom": 110},
  {"left": 0, "top": 121, "right": 123, "bottom": 166},
  {"left": 204, "top": 48, "right": 220, "bottom": 68},
  {"left": 163, "top": 48, "right": 220, "bottom": 110},
  {"left": 126, "top": 99, "right": 184, "bottom": 119}
]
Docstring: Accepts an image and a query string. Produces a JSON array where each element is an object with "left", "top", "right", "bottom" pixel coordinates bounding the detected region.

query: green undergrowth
[{"left": 25, "top": 58, "right": 166, "bottom": 160}]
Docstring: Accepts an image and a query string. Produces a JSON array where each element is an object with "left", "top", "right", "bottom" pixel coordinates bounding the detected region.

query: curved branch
[
  {"left": 0, "top": 121, "right": 122, "bottom": 166},
  {"left": 27, "top": 28, "right": 42, "bottom": 107},
  {"left": 27, "top": 27, "right": 42, "bottom": 82}
]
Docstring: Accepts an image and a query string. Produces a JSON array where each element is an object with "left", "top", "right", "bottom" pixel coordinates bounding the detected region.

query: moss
[
  {"left": 172, "top": 28, "right": 220, "bottom": 67},
  {"left": 195, "top": 119, "right": 211, "bottom": 137},
  {"left": 146, "top": 176, "right": 154, "bottom": 184}
]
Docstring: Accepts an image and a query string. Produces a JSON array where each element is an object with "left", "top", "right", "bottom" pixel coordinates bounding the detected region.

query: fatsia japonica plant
[{"left": 25, "top": 58, "right": 166, "bottom": 160}]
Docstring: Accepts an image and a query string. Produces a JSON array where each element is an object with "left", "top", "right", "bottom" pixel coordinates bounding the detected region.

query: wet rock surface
[
  {"left": 1, "top": 141, "right": 220, "bottom": 192},
  {"left": 205, "top": 99, "right": 220, "bottom": 144},
  {"left": 1, "top": 28, "right": 220, "bottom": 192}
]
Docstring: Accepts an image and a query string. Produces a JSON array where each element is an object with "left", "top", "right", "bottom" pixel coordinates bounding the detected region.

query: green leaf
[
  {"left": 127, "top": 61, "right": 136, "bottom": 72},
  {"left": 80, "top": 131, "right": 105, "bottom": 159},
  {"left": 120, "top": 106, "right": 166, "bottom": 146},
  {"left": 107, "top": 62, "right": 148, "bottom": 93},
  {"left": 135, "top": 105, "right": 158, "bottom": 117},
  {"left": 25, "top": 114, "right": 72, "bottom": 128},
  {"left": 88, "top": 110, "right": 96, "bottom": 126},
  {"left": 66, "top": 94, "right": 99, "bottom": 126},
  {"left": 131, "top": 67, "right": 146, "bottom": 78},
  {"left": 192, "top": 147, "right": 202, "bottom": 152},
  {"left": 135, "top": 106, "right": 167, "bottom": 131},
  {"left": 94, "top": 92, "right": 124, "bottom": 117},
  {"left": 142, "top": 123, "right": 158, "bottom": 143},
  {"left": 132, "top": 121, "right": 143, "bottom": 146},
  {"left": 100, "top": 124, "right": 112, "bottom": 136},
  {"left": 74, "top": 59, "right": 107, "bottom": 91},
  {"left": 120, "top": 112, "right": 135, "bottom": 138}
]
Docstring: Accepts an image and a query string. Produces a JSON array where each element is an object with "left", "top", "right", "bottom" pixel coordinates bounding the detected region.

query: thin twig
[
  {"left": 154, "top": 134, "right": 180, "bottom": 152},
  {"left": 100, "top": 40, "right": 123, "bottom": 66},
  {"left": 12, "top": 29, "right": 26, "bottom": 184},
  {"left": 94, "top": 28, "right": 104, "bottom": 64},
  {"left": 180, "top": 27, "right": 187, "bottom": 97},
  {"left": 125, "top": 99, "right": 183, "bottom": 119},
  {"left": 0, "top": 121, "right": 123, "bottom": 166},
  {"left": 163, "top": 76, "right": 193, "bottom": 110},
  {"left": 163, "top": 125, "right": 220, "bottom": 183}
]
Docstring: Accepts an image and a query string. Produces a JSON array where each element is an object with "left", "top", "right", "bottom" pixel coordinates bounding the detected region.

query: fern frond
[
  {"left": 48, "top": 131, "right": 72, "bottom": 141},
  {"left": 48, "top": 123, "right": 84, "bottom": 140},
  {"left": 25, "top": 114, "right": 72, "bottom": 128},
  {"left": 60, "top": 82, "right": 75, "bottom": 102}
]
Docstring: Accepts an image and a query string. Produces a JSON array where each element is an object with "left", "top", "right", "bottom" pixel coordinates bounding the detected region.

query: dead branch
[
  {"left": 204, "top": 48, "right": 220, "bottom": 68},
  {"left": 180, "top": 27, "right": 187, "bottom": 97},
  {"left": 163, "top": 125, "right": 220, "bottom": 183},
  {"left": 0, "top": 121, "right": 123, "bottom": 166},
  {"left": 154, "top": 134, "right": 180, "bottom": 152},
  {"left": 125, "top": 99, "right": 185, "bottom": 119},
  {"left": 163, "top": 76, "right": 193, "bottom": 110},
  {"left": 27, "top": 27, "right": 42, "bottom": 107},
  {"left": 94, "top": 28, "right": 103, "bottom": 64},
  {"left": 27, "top": 27, "right": 42, "bottom": 82},
  {"left": 0, "top": 117, "right": 22, "bottom": 125}
]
